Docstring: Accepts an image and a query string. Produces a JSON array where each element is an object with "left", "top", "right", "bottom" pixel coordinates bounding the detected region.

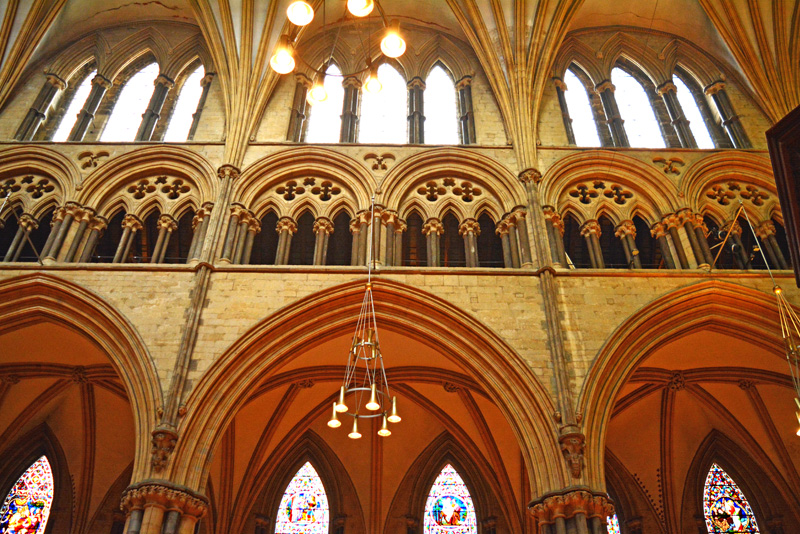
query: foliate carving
[
  {"left": 297, "top": 379, "right": 315, "bottom": 388},
  {"left": 89, "top": 216, "right": 108, "bottom": 233},
  {"left": 458, "top": 218, "right": 481, "bottom": 236},
  {"left": 721, "top": 220, "right": 742, "bottom": 237},
  {"left": 18, "top": 214, "right": 39, "bottom": 232},
  {"left": 652, "top": 156, "right": 685, "bottom": 175},
  {"left": 157, "top": 214, "right": 178, "bottom": 232},
  {"left": 668, "top": 371, "right": 685, "bottom": 391},
  {"left": 529, "top": 489, "right": 613, "bottom": 525},
  {"left": 77, "top": 151, "right": 109, "bottom": 170},
  {"left": 518, "top": 168, "right": 542, "bottom": 185},
  {"left": 422, "top": 218, "right": 444, "bottom": 236},
  {"left": 662, "top": 213, "right": 680, "bottom": 231},
  {"left": 120, "top": 481, "right": 208, "bottom": 517},
  {"left": 737, "top": 379, "right": 754, "bottom": 390},
  {"left": 122, "top": 214, "right": 143, "bottom": 231},
  {"left": 151, "top": 427, "right": 178, "bottom": 471},
  {"left": 276, "top": 217, "right": 298, "bottom": 234},
  {"left": 755, "top": 220, "right": 776, "bottom": 239},
  {"left": 276, "top": 180, "right": 305, "bottom": 200},
  {"left": 559, "top": 432, "right": 585, "bottom": 479},
  {"left": 579, "top": 220, "right": 601, "bottom": 238},
  {"left": 707, "top": 182, "right": 769, "bottom": 206},
  {"left": 217, "top": 164, "right": 240, "bottom": 180},
  {"left": 614, "top": 220, "right": 636, "bottom": 238},
  {"left": 650, "top": 222, "right": 667, "bottom": 239},
  {"left": 71, "top": 366, "right": 89, "bottom": 383},
  {"left": 443, "top": 382, "right": 461, "bottom": 393},
  {"left": 313, "top": 217, "right": 334, "bottom": 235},
  {"left": 543, "top": 206, "right": 565, "bottom": 236},
  {"left": 364, "top": 152, "right": 395, "bottom": 171}
]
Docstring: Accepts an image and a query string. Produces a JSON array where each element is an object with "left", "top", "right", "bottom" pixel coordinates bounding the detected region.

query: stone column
[
  {"left": 3, "top": 214, "right": 38, "bottom": 262},
  {"left": 313, "top": 217, "right": 334, "bottom": 265},
  {"left": 187, "top": 203, "right": 213, "bottom": 262},
  {"left": 663, "top": 213, "right": 690, "bottom": 268},
  {"left": 219, "top": 204, "right": 247, "bottom": 263},
  {"left": 529, "top": 489, "right": 613, "bottom": 534},
  {"left": 595, "top": 80, "right": 629, "bottom": 147},
  {"left": 240, "top": 217, "right": 261, "bottom": 265},
  {"left": 756, "top": 220, "right": 789, "bottom": 269},
  {"left": 657, "top": 81, "right": 697, "bottom": 148},
  {"left": 510, "top": 207, "right": 533, "bottom": 268},
  {"left": 651, "top": 222, "right": 677, "bottom": 269},
  {"left": 45, "top": 202, "right": 81, "bottom": 262},
  {"left": 422, "top": 218, "right": 443, "bottom": 267},
  {"left": 121, "top": 482, "right": 208, "bottom": 534},
  {"left": 554, "top": 78, "right": 577, "bottom": 145},
  {"left": 287, "top": 74, "right": 311, "bottom": 142},
  {"left": 136, "top": 74, "right": 175, "bottom": 141},
  {"left": 68, "top": 74, "right": 112, "bottom": 141},
  {"left": 721, "top": 220, "right": 751, "bottom": 269},
  {"left": 495, "top": 220, "right": 513, "bottom": 268},
  {"left": 580, "top": 220, "right": 604, "bottom": 269},
  {"left": 458, "top": 218, "right": 480, "bottom": 267},
  {"left": 456, "top": 75, "right": 475, "bottom": 144},
  {"left": 381, "top": 210, "right": 399, "bottom": 266},
  {"left": 151, "top": 214, "right": 178, "bottom": 264},
  {"left": 78, "top": 216, "right": 108, "bottom": 263},
  {"left": 677, "top": 208, "right": 708, "bottom": 268},
  {"left": 275, "top": 217, "right": 297, "bottom": 265},
  {"left": 40, "top": 206, "right": 66, "bottom": 259},
  {"left": 705, "top": 81, "right": 751, "bottom": 149},
  {"left": 407, "top": 77, "right": 425, "bottom": 144},
  {"left": 15, "top": 73, "right": 66, "bottom": 141},
  {"left": 350, "top": 215, "right": 364, "bottom": 266},
  {"left": 688, "top": 212, "right": 714, "bottom": 265},
  {"left": 187, "top": 73, "right": 215, "bottom": 141},
  {"left": 231, "top": 210, "right": 255, "bottom": 265},
  {"left": 113, "top": 214, "right": 143, "bottom": 263},
  {"left": 340, "top": 76, "right": 361, "bottom": 143},
  {"left": 393, "top": 218, "right": 406, "bottom": 267},
  {"left": 63, "top": 207, "right": 95, "bottom": 262},
  {"left": 614, "top": 220, "right": 641, "bottom": 269},
  {"left": 502, "top": 214, "right": 522, "bottom": 268},
  {"left": 543, "top": 207, "right": 567, "bottom": 266}
]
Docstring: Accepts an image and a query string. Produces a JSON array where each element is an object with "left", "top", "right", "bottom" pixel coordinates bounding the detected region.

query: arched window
[
  {"left": 598, "top": 216, "right": 626, "bottom": 268},
  {"left": 611, "top": 67, "right": 665, "bottom": 148},
  {"left": 129, "top": 211, "right": 159, "bottom": 262},
  {"left": 275, "top": 461, "right": 330, "bottom": 534},
  {"left": 288, "top": 212, "right": 315, "bottom": 265},
  {"left": 563, "top": 68, "right": 601, "bottom": 147},
  {"left": 424, "top": 65, "right": 459, "bottom": 145},
  {"left": 423, "top": 464, "right": 477, "bottom": 534},
  {"left": 606, "top": 514, "right": 620, "bottom": 534},
  {"left": 162, "top": 210, "right": 195, "bottom": 263},
  {"left": 673, "top": 75, "right": 714, "bottom": 149},
  {"left": 93, "top": 211, "right": 125, "bottom": 262},
  {"left": 440, "top": 212, "right": 465, "bottom": 267},
  {"left": 305, "top": 63, "right": 345, "bottom": 143},
  {"left": 359, "top": 63, "right": 407, "bottom": 144},
  {"left": 326, "top": 210, "right": 352, "bottom": 265},
  {"left": 163, "top": 66, "right": 205, "bottom": 142},
  {"left": 100, "top": 63, "right": 159, "bottom": 142},
  {"left": 477, "top": 213, "right": 503, "bottom": 267},
  {"left": 562, "top": 214, "right": 591, "bottom": 268},
  {"left": 633, "top": 216, "right": 660, "bottom": 269},
  {"left": 0, "top": 455, "right": 54, "bottom": 534},
  {"left": 402, "top": 212, "right": 427, "bottom": 266},
  {"left": 703, "top": 463, "right": 760, "bottom": 533},
  {"left": 250, "top": 211, "right": 279, "bottom": 265},
  {"left": 52, "top": 70, "right": 96, "bottom": 142}
]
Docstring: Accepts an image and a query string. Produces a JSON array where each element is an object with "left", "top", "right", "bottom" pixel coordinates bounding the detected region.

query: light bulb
[
  {"left": 335, "top": 386, "right": 348, "bottom": 413},
  {"left": 387, "top": 396, "right": 401, "bottom": 423},
  {"left": 327, "top": 402, "right": 341, "bottom": 428},
  {"left": 306, "top": 74, "right": 328, "bottom": 105},
  {"left": 287, "top": 1, "right": 314, "bottom": 25},
  {"left": 378, "top": 415, "right": 391, "bottom": 437},
  {"left": 348, "top": 417, "right": 362, "bottom": 439},
  {"left": 365, "top": 70, "right": 382, "bottom": 93},
  {"left": 270, "top": 36, "right": 295, "bottom": 74},
  {"left": 381, "top": 21, "right": 406, "bottom": 58},
  {"left": 347, "top": 0, "right": 374, "bottom": 17},
  {"left": 366, "top": 383, "right": 380, "bottom": 411}
]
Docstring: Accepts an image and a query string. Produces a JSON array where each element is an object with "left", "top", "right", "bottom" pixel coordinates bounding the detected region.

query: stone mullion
[
  {"left": 456, "top": 76, "right": 475, "bottom": 144},
  {"left": 505, "top": 218, "right": 521, "bottom": 268},
  {"left": 722, "top": 221, "right": 751, "bottom": 269},
  {"left": 407, "top": 77, "right": 425, "bottom": 144},
  {"left": 114, "top": 214, "right": 143, "bottom": 263},
  {"left": 646, "top": 82, "right": 680, "bottom": 148},
  {"left": 497, "top": 222, "right": 513, "bottom": 268},
  {"left": 615, "top": 221, "right": 641, "bottom": 269},
  {"left": 46, "top": 202, "right": 81, "bottom": 262},
  {"left": 312, "top": 218, "right": 333, "bottom": 265},
  {"left": 658, "top": 82, "right": 697, "bottom": 148},
  {"left": 382, "top": 211, "right": 399, "bottom": 266},
  {"left": 676, "top": 210, "right": 706, "bottom": 267},
  {"left": 78, "top": 217, "right": 107, "bottom": 263},
  {"left": 690, "top": 84, "right": 731, "bottom": 148},
  {"left": 220, "top": 205, "right": 245, "bottom": 262},
  {"left": 68, "top": 74, "right": 112, "bottom": 142},
  {"left": 40, "top": 208, "right": 65, "bottom": 259},
  {"left": 580, "top": 220, "right": 604, "bottom": 269},
  {"left": 459, "top": 218, "right": 480, "bottom": 267},
  {"left": 275, "top": 217, "right": 297, "bottom": 265},
  {"left": 349, "top": 216, "right": 362, "bottom": 266},
  {"left": 151, "top": 214, "right": 177, "bottom": 264},
  {"left": 187, "top": 73, "right": 215, "bottom": 141},
  {"left": 393, "top": 219, "right": 406, "bottom": 267},
  {"left": 15, "top": 73, "right": 66, "bottom": 141},
  {"left": 187, "top": 204, "right": 213, "bottom": 262},
  {"left": 4, "top": 215, "right": 34, "bottom": 262},
  {"left": 422, "top": 218, "right": 443, "bottom": 267},
  {"left": 64, "top": 208, "right": 94, "bottom": 262},
  {"left": 340, "top": 77, "right": 361, "bottom": 143},
  {"left": 595, "top": 81, "right": 629, "bottom": 147},
  {"left": 663, "top": 214, "right": 690, "bottom": 269},
  {"left": 511, "top": 208, "right": 533, "bottom": 268},
  {"left": 241, "top": 219, "right": 260, "bottom": 265},
  {"left": 689, "top": 214, "right": 714, "bottom": 265},
  {"left": 231, "top": 213, "right": 253, "bottom": 265},
  {"left": 651, "top": 222, "right": 677, "bottom": 269},
  {"left": 755, "top": 221, "right": 788, "bottom": 269},
  {"left": 370, "top": 207, "right": 385, "bottom": 267},
  {"left": 705, "top": 81, "right": 751, "bottom": 149},
  {"left": 136, "top": 74, "right": 175, "bottom": 141},
  {"left": 554, "top": 78, "right": 577, "bottom": 145},
  {"left": 543, "top": 207, "right": 567, "bottom": 266},
  {"left": 287, "top": 74, "right": 311, "bottom": 142}
]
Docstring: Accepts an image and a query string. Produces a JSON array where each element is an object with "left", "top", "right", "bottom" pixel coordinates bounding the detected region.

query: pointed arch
[
  {"left": 0, "top": 146, "right": 78, "bottom": 214},
  {"left": 100, "top": 28, "right": 171, "bottom": 81},
  {"left": 423, "top": 464, "right": 478, "bottom": 533},
  {"left": 702, "top": 463, "right": 760, "bottom": 532},
  {"left": 0, "top": 456, "right": 55, "bottom": 533}
]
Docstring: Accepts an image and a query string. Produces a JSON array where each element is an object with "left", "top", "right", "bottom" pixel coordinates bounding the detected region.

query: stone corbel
[
  {"left": 518, "top": 168, "right": 542, "bottom": 185},
  {"left": 558, "top": 431, "right": 586, "bottom": 479},
  {"left": 217, "top": 164, "right": 240, "bottom": 181},
  {"left": 151, "top": 425, "right": 179, "bottom": 472}
]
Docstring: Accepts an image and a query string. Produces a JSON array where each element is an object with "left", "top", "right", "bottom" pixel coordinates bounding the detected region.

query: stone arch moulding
[
  {"left": 0, "top": 146, "right": 79, "bottom": 216},
  {"left": 171, "top": 278, "right": 563, "bottom": 497},
  {"left": 0, "top": 273, "right": 162, "bottom": 481},
  {"left": 578, "top": 279, "right": 786, "bottom": 489},
  {"left": 679, "top": 429, "right": 800, "bottom": 532}
]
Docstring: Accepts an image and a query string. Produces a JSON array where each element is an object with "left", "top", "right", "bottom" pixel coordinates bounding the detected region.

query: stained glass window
[
  {"left": 703, "top": 463, "right": 760, "bottom": 533},
  {"left": 275, "top": 462, "right": 330, "bottom": 534},
  {"left": 423, "top": 464, "right": 477, "bottom": 534},
  {"left": 0, "top": 456, "right": 54, "bottom": 534},
  {"left": 606, "top": 513, "right": 621, "bottom": 534},
  {"left": 53, "top": 70, "right": 96, "bottom": 142}
]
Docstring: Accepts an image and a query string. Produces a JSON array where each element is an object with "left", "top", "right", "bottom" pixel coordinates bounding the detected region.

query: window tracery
[
  {"left": 100, "top": 63, "right": 159, "bottom": 142},
  {"left": 423, "top": 464, "right": 477, "bottom": 534},
  {"left": 0, "top": 456, "right": 54, "bottom": 534},
  {"left": 703, "top": 463, "right": 760, "bottom": 533},
  {"left": 274, "top": 462, "right": 330, "bottom": 534}
]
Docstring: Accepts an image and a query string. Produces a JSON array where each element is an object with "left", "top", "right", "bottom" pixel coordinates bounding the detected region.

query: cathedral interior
[{"left": 0, "top": 1, "right": 799, "bottom": 533}]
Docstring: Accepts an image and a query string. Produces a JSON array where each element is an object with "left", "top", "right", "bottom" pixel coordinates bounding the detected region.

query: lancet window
[
  {"left": 0, "top": 456, "right": 54, "bottom": 534},
  {"left": 274, "top": 462, "right": 330, "bottom": 534},
  {"left": 288, "top": 211, "right": 316, "bottom": 265},
  {"left": 424, "top": 65, "right": 459, "bottom": 145},
  {"left": 52, "top": 69, "right": 97, "bottom": 142},
  {"left": 100, "top": 63, "right": 160, "bottom": 142},
  {"left": 163, "top": 65, "right": 206, "bottom": 142},
  {"left": 358, "top": 63, "right": 408, "bottom": 144},
  {"left": 249, "top": 211, "right": 280, "bottom": 265},
  {"left": 423, "top": 464, "right": 477, "bottom": 534},
  {"left": 305, "top": 63, "right": 346, "bottom": 144},
  {"left": 0, "top": 207, "right": 53, "bottom": 263},
  {"left": 610, "top": 67, "right": 666, "bottom": 148},
  {"left": 560, "top": 67, "right": 602, "bottom": 147},
  {"left": 606, "top": 514, "right": 620, "bottom": 534},
  {"left": 703, "top": 463, "right": 760, "bottom": 533},
  {"left": 673, "top": 75, "right": 715, "bottom": 149},
  {"left": 403, "top": 212, "right": 428, "bottom": 266}
]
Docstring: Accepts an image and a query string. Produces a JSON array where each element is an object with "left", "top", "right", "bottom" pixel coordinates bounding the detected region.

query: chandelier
[
  {"left": 271, "top": 1, "right": 406, "bottom": 106},
  {"left": 327, "top": 197, "right": 401, "bottom": 439}
]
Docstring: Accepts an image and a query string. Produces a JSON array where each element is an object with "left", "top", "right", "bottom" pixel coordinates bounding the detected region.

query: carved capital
[
  {"left": 595, "top": 80, "right": 615, "bottom": 93},
  {"left": 407, "top": 77, "right": 426, "bottom": 90},
  {"left": 217, "top": 164, "right": 240, "bottom": 181},
  {"left": 529, "top": 488, "right": 613, "bottom": 524},
  {"left": 704, "top": 80, "right": 726, "bottom": 96},
  {"left": 201, "top": 73, "right": 215, "bottom": 86},
  {"left": 157, "top": 214, "right": 178, "bottom": 232},
  {"left": 394, "top": 218, "right": 407, "bottom": 233},
  {"left": 579, "top": 220, "right": 601, "bottom": 238},
  {"left": 543, "top": 206, "right": 565, "bottom": 236},
  {"left": 559, "top": 432, "right": 585, "bottom": 479},
  {"left": 45, "top": 73, "right": 66, "bottom": 91},
  {"left": 121, "top": 214, "right": 143, "bottom": 231},
  {"left": 650, "top": 222, "right": 667, "bottom": 239},
  {"left": 313, "top": 217, "right": 334, "bottom": 235},
  {"left": 89, "top": 216, "right": 108, "bottom": 233},
  {"left": 676, "top": 208, "right": 696, "bottom": 227},
  {"left": 342, "top": 76, "right": 362, "bottom": 89},
  {"left": 510, "top": 207, "right": 528, "bottom": 225},
  {"left": 553, "top": 77, "right": 568, "bottom": 91},
  {"left": 422, "top": 218, "right": 444, "bottom": 236},
  {"left": 246, "top": 218, "right": 262, "bottom": 234},
  {"left": 721, "top": 220, "right": 742, "bottom": 237},
  {"left": 151, "top": 426, "right": 178, "bottom": 472},
  {"left": 154, "top": 74, "right": 175, "bottom": 89},
  {"left": 92, "top": 74, "right": 113, "bottom": 90},
  {"left": 455, "top": 75, "right": 473, "bottom": 90},
  {"left": 656, "top": 81, "right": 677, "bottom": 95},
  {"left": 229, "top": 204, "right": 248, "bottom": 220},
  {"left": 662, "top": 213, "right": 680, "bottom": 230},
  {"left": 755, "top": 220, "right": 776, "bottom": 239},
  {"left": 65, "top": 201, "right": 83, "bottom": 219},
  {"left": 458, "top": 218, "right": 481, "bottom": 236},
  {"left": 276, "top": 216, "right": 297, "bottom": 234},
  {"left": 18, "top": 214, "right": 39, "bottom": 232},
  {"left": 121, "top": 481, "right": 208, "bottom": 518},
  {"left": 518, "top": 168, "right": 542, "bottom": 185},
  {"left": 614, "top": 220, "right": 636, "bottom": 239}
]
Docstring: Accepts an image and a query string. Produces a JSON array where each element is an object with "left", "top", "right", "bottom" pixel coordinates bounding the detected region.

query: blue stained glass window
[
  {"left": 275, "top": 462, "right": 330, "bottom": 534},
  {"left": 607, "top": 513, "right": 620, "bottom": 534},
  {"left": 703, "top": 463, "right": 760, "bottom": 533},
  {"left": 423, "top": 464, "right": 477, "bottom": 534},
  {"left": 0, "top": 456, "right": 54, "bottom": 534}
]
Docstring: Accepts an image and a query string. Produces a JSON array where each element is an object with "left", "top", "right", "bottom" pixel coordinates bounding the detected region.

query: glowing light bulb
[
  {"left": 348, "top": 417, "right": 362, "bottom": 439},
  {"left": 327, "top": 402, "right": 342, "bottom": 428},
  {"left": 387, "top": 396, "right": 401, "bottom": 423},
  {"left": 378, "top": 415, "right": 391, "bottom": 437},
  {"left": 287, "top": 1, "right": 314, "bottom": 26},
  {"left": 365, "top": 62, "right": 382, "bottom": 94},
  {"left": 335, "top": 386, "right": 348, "bottom": 413},
  {"left": 347, "top": 0, "right": 374, "bottom": 17},
  {"left": 270, "top": 36, "right": 295, "bottom": 74},
  {"left": 366, "top": 383, "right": 380, "bottom": 411},
  {"left": 306, "top": 74, "right": 328, "bottom": 105},
  {"left": 381, "top": 21, "right": 406, "bottom": 58}
]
